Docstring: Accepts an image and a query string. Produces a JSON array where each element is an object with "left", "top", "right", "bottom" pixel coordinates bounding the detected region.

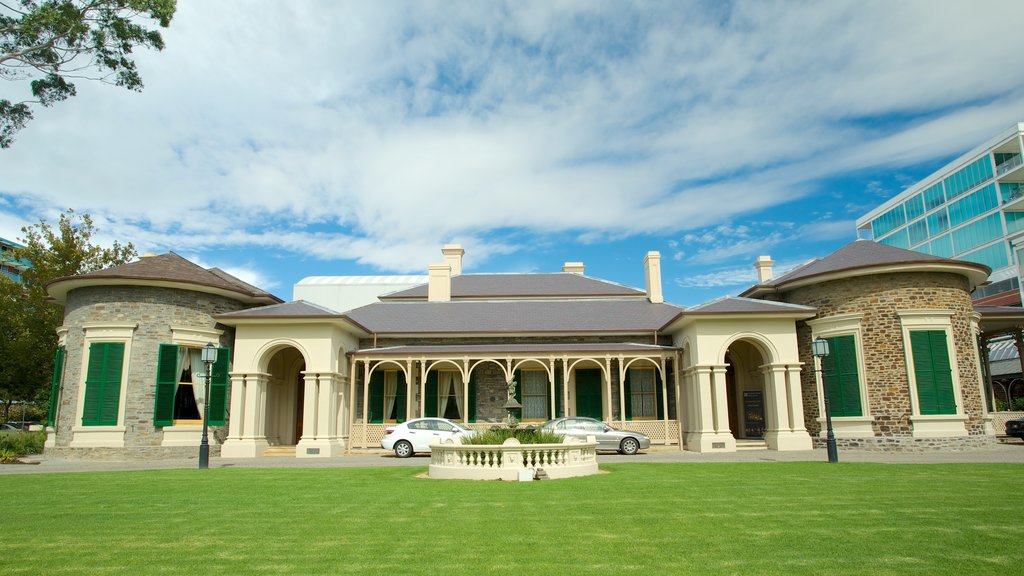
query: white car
[{"left": 380, "top": 417, "right": 473, "bottom": 458}]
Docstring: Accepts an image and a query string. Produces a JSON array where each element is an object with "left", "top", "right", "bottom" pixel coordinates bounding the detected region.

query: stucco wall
[
  {"left": 49, "top": 285, "right": 248, "bottom": 457},
  {"left": 779, "top": 272, "right": 990, "bottom": 448}
]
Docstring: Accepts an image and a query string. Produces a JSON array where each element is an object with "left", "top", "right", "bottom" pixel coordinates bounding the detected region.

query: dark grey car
[{"left": 540, "top": 417, "right": 651, "bottom": 455}]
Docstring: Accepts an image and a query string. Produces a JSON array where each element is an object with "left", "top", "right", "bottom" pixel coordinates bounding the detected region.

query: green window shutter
[
  {"left": 545, "top": 373, "right": 552, "bottom": 420},
  {"left": 153, "top": 344, "right": 179, "bottom": 427},
  {"left": 822, "top": 336, "right": 863, "bottom": 417},
  {"left": 554, "top": 369, "right": 563, "bottom": 417},
  {"left": 395, "top": 372, "right": 407, "bottom": 423},
  {"left": 514, "top": 370, "right": 522, "bottom": 403},
  {"left": 207, "top": 348, "right": 230, "bottom": 426},
  {"left": 368, "top": 372, "right": 384, "bottom": 423},
  {"left": 656, "top": 373, "right": 665, "bottom": 420},
  {"left": 47, "top": 346, "right": 66, "bottom": 426},
  {"left": 424, "top": 371, "right": 438, "bottom": 417},
  {"left": 911, "top": 330, "right": 957, "bottom": 415},
  {"left": 82, "top": 342, "right": 124, "bottom": 426},
  {"left": 468, "top": 373, "right": 477, "bottom": 423},
  {"left": 623, "top": 369, "right": 633, "bottom": 421}
]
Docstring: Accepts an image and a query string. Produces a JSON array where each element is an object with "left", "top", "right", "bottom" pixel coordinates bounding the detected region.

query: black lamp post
[
  {"left": 812, "top": 337, "right": 839, "bottom": 464},
  {"left": 198, "top": 342, "right": 218, "bottom": 470}
]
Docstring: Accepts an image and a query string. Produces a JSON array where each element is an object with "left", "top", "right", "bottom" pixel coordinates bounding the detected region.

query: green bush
[
  {"left": 0, "top": 430, "right": 46, "bottom": 456},
  {"left": 0, "top": 448, "right": 18, "bottom": 463},
  {"left": 461, "top": 427, "right": 565, "bottom": 445},
  {"left": 996, "top": 398, "right": 1024, "bottom": 411}
]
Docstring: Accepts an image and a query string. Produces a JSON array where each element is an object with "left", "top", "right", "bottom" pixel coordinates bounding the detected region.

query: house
[{"left": 44, "top": 241, "right": 1020, "bottom": 459}]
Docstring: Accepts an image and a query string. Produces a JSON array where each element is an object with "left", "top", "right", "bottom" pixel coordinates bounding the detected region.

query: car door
[
  {"left": 579, "top": 419, "right": 616, "bottom": 449},
  {"left": 407, "top": 420, "right": 434, "bottom": 452},
  {"left": 433, "top": 420, "right": 461, "bottom": 447}
]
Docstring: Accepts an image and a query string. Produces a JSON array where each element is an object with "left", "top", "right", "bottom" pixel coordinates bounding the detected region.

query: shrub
[
  {"left": 0, "top": 430, "right": 46, "bottom": 456},
  {"left": 0, "top": 448, "right": 18, "bottom": 463},
  {"left": 461, "top": 427, "right": 565, "bottom": 445}
]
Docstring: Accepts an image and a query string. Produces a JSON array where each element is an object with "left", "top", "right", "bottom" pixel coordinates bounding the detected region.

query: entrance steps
[
  {"left": 263, "top": 446, "right": 296, "bottom": 457},
  {"left": 735, "top": 439, "right": 767, "bottom": 451}
]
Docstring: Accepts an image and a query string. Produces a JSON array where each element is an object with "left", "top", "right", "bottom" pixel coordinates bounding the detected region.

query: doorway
[{"left": 575, "top": 369, "right": 602, "bottom": 419}]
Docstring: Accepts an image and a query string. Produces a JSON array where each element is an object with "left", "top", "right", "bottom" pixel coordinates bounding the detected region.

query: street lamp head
[
  {"left": 202, "top": 342, "right": 218, "bottom": 365},
  {"left": 812, "top": 337, "right": 830, "bottom": 359}
]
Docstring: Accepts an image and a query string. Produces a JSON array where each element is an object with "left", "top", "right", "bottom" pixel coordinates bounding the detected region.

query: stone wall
[
  {"left": 779, "top": 272, "right": 991, "bottom": 446},
  {"left": 50, "top": 285, "right": 249, "bottom": 458}
]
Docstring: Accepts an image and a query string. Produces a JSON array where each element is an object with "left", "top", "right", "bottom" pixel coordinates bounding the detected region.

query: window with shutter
[
  {"left": 207, "top": 348, "right": 230, "bottom": 425},
  {"left": 82, "top": 342, "right": 125, "bottom": 426},
  {"left": 521, "top": 370, "right": 548, "bottom": 421},
  {"left": 627, "top": 367, "right": 657, "bottom": 420},
  {"left": 910, "top": 330, "right": 957, "bottom": 415},
  {"left": 821, "top": 335, "right": 863, "bottom": 417},
  {"left": 47, "top": 346, "right": 66, "bottom": 427}
]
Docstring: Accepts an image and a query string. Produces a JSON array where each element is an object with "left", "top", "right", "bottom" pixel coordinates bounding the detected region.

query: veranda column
[
  {"left": 220, "top": 373, "right": 272, "bottom": 458},
  {"left": 548, "top": 358, "right": 557, "bottom": 419},
  {"left": 299, "top": 370, "right": 319, "bottom": 442},
  {"left": 674, "top": 354, "right": 685, "bottom": 448},
  {"left": 710, "top": 366, "right": 732, "bottom": 437},
  {"left": 763, "top": 365, "right": 812, "bottom": 451},
  {"left": 604, "top": 356, "right": 613, "bottom": 422},
  {"left": 617, "top": 356, "right": 626, "bottom": 425},
  {"left": 561, "top": 357, "right": 570, "bottom": 417},
  {"left": 297, "top": 372, "right": 345, "bottom": 458},
  {"left": 406, "top": 359, "right": 415, "bottom": 420},
  {"left": 785, "top": 366, "right": 807, "bottom": 432},
  {"left": 361, "top": 361, "right": 371, "bottom": 448},
  {"left": 660, "top": 356, "right": 670, "bottom": 445},
  {"left": 419, "top": 360, "right": 427, "bottom": 418}
]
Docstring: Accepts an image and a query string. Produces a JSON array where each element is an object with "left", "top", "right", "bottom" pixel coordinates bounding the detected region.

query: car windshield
[{"left": 450, "top": 421, "right": 471, "bottom": 432}]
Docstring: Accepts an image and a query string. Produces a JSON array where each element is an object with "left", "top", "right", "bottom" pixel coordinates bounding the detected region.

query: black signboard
[{"left": 743, "top": 391, "right": 765, "bottom": 439}]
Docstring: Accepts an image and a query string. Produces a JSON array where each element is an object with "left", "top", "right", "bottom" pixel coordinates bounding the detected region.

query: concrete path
[{"left": 2, "top": 441, "right": 1022, "bottom": 475}]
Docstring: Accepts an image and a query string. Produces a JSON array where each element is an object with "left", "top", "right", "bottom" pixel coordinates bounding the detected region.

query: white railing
[
  {"left": 992, "top": 411, "right": 1024, "bottom": 435},
  {"left": 614, "top": 420, "right": 680, "bottom": 445},
  {"left": 428, "top": 437, "right": 599, "bottom": 480},
  {"left": 997, "top": 155, "right": 1023, "bottom": 176}
]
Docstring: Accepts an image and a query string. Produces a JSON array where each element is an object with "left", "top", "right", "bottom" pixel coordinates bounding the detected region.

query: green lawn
[{"left": 1, "top": 463, "right": 1021, "bottom": 575}]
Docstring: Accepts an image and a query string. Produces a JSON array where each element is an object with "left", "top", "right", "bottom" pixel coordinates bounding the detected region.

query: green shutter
[
  {"left": 207, "top": 348, "right": 230, "bottom": 425},
  {"left": 656, "top": 373, "right": 665, "bottom": 420},
  {"left": 554, "top": 369, "right": 563, "bottom": 418},
  {"left": 623, "top": 369, "right": 633, "bottom": 421},
  {"left": 911, "top": 330, "right": 957, "bottom": 415},
  {"left": 468, "top": 373, "right": 477, "bottom": 423},
  {"left": 47, "top": 347, "right": 66, "bottom": 426},
  {"left": 82, "top": 342, "right": 124, "bottom": 426},
  {"left": 514, "top": 370, "right": 522, "bottom": 403},
  {"left": 153, "top": 344, "right": 179, "bottom": 427},
  {"left": 424, "top": 371, "right": 438, "bottom": 417},
  {"left": 368, "top": 372, "right": 384, "bottom": 423},
  {"left": 395, "top": 372, "right": 407, "bottom": 423},
  {"left": 822, "top": 336, "right": 863, "bottom": 417}
]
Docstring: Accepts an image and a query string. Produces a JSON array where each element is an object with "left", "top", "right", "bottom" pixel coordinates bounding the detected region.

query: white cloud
[{"left": 2, "top": 1, "right": 1023, "bottom": 271}]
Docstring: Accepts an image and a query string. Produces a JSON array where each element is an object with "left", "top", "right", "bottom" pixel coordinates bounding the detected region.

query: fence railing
[{"left": 428, "top": 437, "right": 599, "bottom": 480}]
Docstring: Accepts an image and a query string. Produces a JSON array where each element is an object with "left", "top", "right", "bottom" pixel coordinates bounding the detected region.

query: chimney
[
  {"left": 428, "top": 263, "right": 451, "bottom": 302},
  {"left": 755, "top": 255, "right": 774, "bottom": 284},
  {"left": 562, "top": 262, "right": 585, "bottom": 275},
  {"left": 644, "top": 251, "right": 663, "bottom": 304},
  {"left": 442, "top": 244, "right": 464, "bottom": 276}
]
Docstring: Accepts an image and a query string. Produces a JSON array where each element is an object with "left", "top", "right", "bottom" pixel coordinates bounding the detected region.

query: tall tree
[
  {"left": 0, "top": 210, "right": 136, "bottom": 419},
  {"left": 0, "top": 0, "right": 176, "bottom": 148}
]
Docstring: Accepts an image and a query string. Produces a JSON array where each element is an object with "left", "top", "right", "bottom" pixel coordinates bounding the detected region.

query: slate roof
[
  {"left": 47, "top": 252, "right": 282, "bottom": 303},
  {"left": 217, "top": 300, "right": 341, "bottom": 318},
  {"left": 684, "top": 296, "right": 816, "bottom": 315},
  {"left": 380, "top": 273, "right": 646, "bottom": 300},
  {"left": 740, "top": 240, "right": 990, "bottom": 296},
  {"left": 341, "top": 299, "right": 684, "bottom": 334},
  {"left": 355, "top": 342, "right": 679, "bottom": 355}
]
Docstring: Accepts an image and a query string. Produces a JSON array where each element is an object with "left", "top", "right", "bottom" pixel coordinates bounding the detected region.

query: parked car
[
  {"left": 540, "top": 417, "right": 651, "bottom": 455},
  {"left": 0, "top": 423, "right": 20, "bottom": 432},
  {"left": 1006, "top": 419, "right": 1024, "bottom": 439},
  {"left": 381, "top": 417, "right": 474, "bottom": 458}
]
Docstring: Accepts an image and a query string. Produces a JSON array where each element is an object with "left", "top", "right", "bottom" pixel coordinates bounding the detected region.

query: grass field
[{"left": 1, "top": 462, "right": 1021, "bottom": 575}]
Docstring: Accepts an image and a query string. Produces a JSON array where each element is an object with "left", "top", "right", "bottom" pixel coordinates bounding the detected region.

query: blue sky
[{"left": 2, "top": 1, "right": 1024, "bottom": 306}]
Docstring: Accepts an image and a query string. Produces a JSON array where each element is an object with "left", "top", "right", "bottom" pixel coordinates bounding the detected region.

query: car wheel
[
  {"left": 619, "top": 437, "right": 640, "bottom": 455},
  {"left": 394, "top": 440, "right": 414, "bottom": 458}
]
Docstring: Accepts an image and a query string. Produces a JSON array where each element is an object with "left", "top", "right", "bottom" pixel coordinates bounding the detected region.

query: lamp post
[
  {"left": 198, "top": 342, "right": 218, "bottom": 470},
  {"left": 812, "top": 337, "right": 839, "bottom": 464}
]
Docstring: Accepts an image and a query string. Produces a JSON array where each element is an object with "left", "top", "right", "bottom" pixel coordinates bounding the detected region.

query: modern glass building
[{"left": 857, "top": 122, "right": 1024, "bottom": 306}]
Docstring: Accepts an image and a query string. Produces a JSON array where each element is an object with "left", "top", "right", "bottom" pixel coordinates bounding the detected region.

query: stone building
[{"left": 44, "top": 240, "right": 1020, "bottom": 459}]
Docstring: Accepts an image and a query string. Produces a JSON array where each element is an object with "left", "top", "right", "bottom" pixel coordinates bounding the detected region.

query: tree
[
  {"left": 0, "top": 0, "right": 176, "bottom": 148},
  {"left": 0, "top": 210, "right": 136, "bottom": 420}
]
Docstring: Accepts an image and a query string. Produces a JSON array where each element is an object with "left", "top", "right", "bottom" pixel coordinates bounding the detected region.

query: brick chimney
[
  {"left": 644, "top": 251, "right": 663, "bottom": 304},
  {"left": 755, "top": 255, "right": 774, "bottom": 284}
]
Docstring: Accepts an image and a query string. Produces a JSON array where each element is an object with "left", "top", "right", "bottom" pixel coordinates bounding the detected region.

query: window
[
  {"left": 423, "top": 370, "right": 477, "bottom": 422},
  {"left": 154, "top": 344, "right": 229, "bottom": 427},
  {"left": 820, "top": 336, "right": 863, "bottom": 417},
  {"left": 520, "top": 370, "right": 548, "bottom": 421},
  {"left": 909, "top": 330, "right": 957, "bottom": 415},
  {"left": 82, "top": 342, "right": 125, "bottom": 426},
  {"left": 368, "top": 370, "right": 406, "bottom": 423},
  {"left": 904, "top": 194, "right": 924, "bottom": 221},
  {"left": 47, "top": 346, "right": 66, "bottom": 427},
  {"left": 625, "top": 367, "right": 658, "bottom": 420}
]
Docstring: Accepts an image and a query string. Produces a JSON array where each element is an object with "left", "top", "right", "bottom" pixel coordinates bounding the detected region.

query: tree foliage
[
  {"left": 0, "top": 210, "right": 136, "bottom": 417},
  {"left": 0, "top": 0, "right": 176, "bottom": 148}
]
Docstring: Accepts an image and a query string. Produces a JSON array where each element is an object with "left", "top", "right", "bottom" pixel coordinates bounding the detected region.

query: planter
[{"left": 428, "top": 436, "right": 599, "bottom": 480}]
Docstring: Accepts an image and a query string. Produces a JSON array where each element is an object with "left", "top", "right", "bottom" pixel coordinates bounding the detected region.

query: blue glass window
[
  {"left": 923, "top": 183, "right": 945, "bottom": 211},
  {"left": 907, "top": 219, "right": 928, "bottom": 246},
  {"left": 1005, "top": 212, "right": 1024, "bottom": 235},
  {"left": 951, "top": 213, "right": 1003, "bottom": 254},
  {"left": 904, "top": 194, "right": 924, "bottom": 221},
  {"left": 943, "top": 157, "right": 993, "bottom": 199},
  {"left": 871, "top": 205, "right": 906, "bottom": 238},
  {"left": 948, "top": 184, "right": 997, "bottom": 228},
  {"left": 927, "top": 209, "right": 949, "bottom": 234},
  {"left": 930, "top": 235, "right": 954, "bottom": 258},
  {"left": 960, "top": 243, "right": 1008, "bottom": 270},
  {"left": 878, "top": 228, "right": 909, "bottom": 249}
]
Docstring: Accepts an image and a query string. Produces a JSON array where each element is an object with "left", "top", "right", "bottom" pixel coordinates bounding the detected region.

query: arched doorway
[
  {"left": 264, "top": 346, "right": 306, "bottom": 446},
  {"left": 724, "top": 340, "right": 768, "bottom": 441}
]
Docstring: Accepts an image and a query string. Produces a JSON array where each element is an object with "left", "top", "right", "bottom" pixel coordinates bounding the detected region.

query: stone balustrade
[{"left": 428, "top": 436, "right": 599, "bottom": 480}]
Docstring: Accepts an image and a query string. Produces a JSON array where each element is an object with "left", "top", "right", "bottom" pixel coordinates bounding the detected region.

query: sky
[{"left": 2, "top": 1, "right": 1024, "bottom": 306}]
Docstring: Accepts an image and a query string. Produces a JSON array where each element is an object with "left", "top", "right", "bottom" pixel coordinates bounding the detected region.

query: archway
[
  {"left": 724, "top": 340, "right": 769, "bottom": 441},
  {"left": 264, "top": 346, "right": 306, "bottom": 446}
]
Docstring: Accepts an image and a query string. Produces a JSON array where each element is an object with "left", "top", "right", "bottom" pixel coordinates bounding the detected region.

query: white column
[
  {"left": 406, "top": 359, "right": 415, "bottom": 420},
  {"left": 561, "top": 357, "right": 570, "bottom": 417},
  {"left": 297, "top": 372, "right": 345, "bottom": 458},
  {"left": 763, "top": 364, "right": 812, "bottom": 451},
  {"left": 660, "top": 356, "right": 670, "bottom": 445},
  {"left": 617, "top": 355, "right": 626, "bottom": 424},
  {"left": 604, "top": 356, "right": 613, "bottom": 422},
  {"left": 220, "top": 372, "right": 271, "bottom": 458},
  {"left": 683, "top": 366, "right": 735, "bottom": 452}
]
